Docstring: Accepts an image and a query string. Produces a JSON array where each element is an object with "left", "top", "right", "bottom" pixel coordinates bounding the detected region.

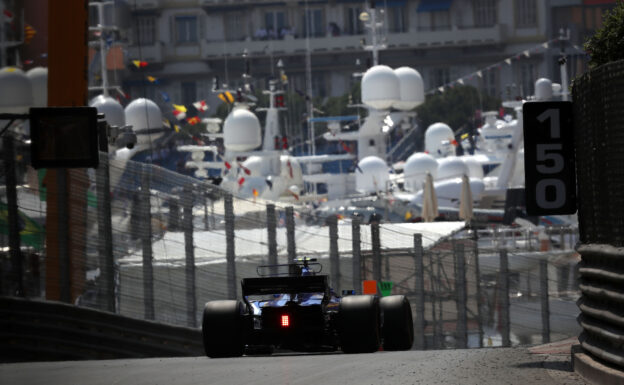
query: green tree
[
  {"left": 416, "top": 85, "right": 500, "bottom": 132},
  {"left": 584, "top": 1, "right": 624, "bottom": 69}
]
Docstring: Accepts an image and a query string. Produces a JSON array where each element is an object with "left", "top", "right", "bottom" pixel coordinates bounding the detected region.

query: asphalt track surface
[{"left": 1, "top": 347, "right": 588, "bottom": 385}]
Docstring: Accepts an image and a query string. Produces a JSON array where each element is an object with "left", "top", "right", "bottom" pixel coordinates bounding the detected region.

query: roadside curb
[{"left": 573, "top": 345, "right": 624, "bottom": 385}]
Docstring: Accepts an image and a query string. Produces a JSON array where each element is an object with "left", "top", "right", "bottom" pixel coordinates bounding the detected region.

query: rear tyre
[
  {"left": 338, "top": 295, "right": 380, "bottom": 353},
  {"left": 202, "top": 300, "right": 246, "bottom": 358},
  {"left": 380, "top": 295, "right": 414, "bottom": 350}
]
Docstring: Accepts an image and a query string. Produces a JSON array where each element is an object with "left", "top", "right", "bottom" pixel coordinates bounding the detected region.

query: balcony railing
[
  {"left": 199, "top": 24, "right": 505, "bottom": 59},
  {"left": 127, "top": 41, "right": 164, "bottom": 63}
]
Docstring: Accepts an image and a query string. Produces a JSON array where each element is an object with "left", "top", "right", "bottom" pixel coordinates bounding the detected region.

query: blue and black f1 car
[{"left": 202, "top": 259, "right": 414, "bottom": 357}]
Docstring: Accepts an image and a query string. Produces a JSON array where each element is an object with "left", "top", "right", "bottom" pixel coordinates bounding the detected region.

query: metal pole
[
  {"left": 413, "top": 233, "right": 425, "bottom": 350},
  {"left": 328, "top": 215, "right": 340, "bottom": 293},
  {"left": 351, "top": 217, "right": 362, "bottom": 293},
  {"left": 286, "top": 206, "right": 296, "bottom": 262},
  {"left": 183, "top": 185, "right": 196, "bottom": 327},
  {"left": 371, "top": 222, "right": 381, "bottom": 283},
  {"left": 472, "top": 230, "right": 484, "bottom": 348},
  {"left": 168, "top": 196, "right": 179, "bottom": 232},
  {"left": 203, "top": 196, "right": 209, "bottom": 230},
  {"left": 57, "top": 169, "right": 71, "bottom": 303},
  {"left": 224, "top": 193, "right": 237, "bottom": 299},
  {"left": 499, "top": 249, "right": 510, "bottom": 347},
  {"left": 267, "top": 204, "right": 277, "bottom": 275},
  {"left": 540, "top": 259, "right": 550, "bottom": 343},
  {"left": 96, "top": 152, "right": 115, "bottom": 312},
  {"left": 140, "top": 168, "right": 154, "bottom": 320},
  {"left": 455, "top": 242, "right": 467, "bottom": 349},
  {"left": 3, "top": 136, "right": 23, "bottom": 297}
]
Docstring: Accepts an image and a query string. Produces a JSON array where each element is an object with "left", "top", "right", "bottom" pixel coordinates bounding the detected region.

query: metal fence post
[
  {"left": 267, "top": 204, "right": 277, "bottom": 277},
  {"left": 183, "top": 185, "right": 196, "bottom": 327},
  {"left": 413, "top": 233, "right": 425, "bottom": 350},
  {"left": 472, "top": 230, "right": 484, "bottom": 347},
  {"left": 140, "top": 167, "right": 154, "bottom": 320},
  {"left": 3, "top": 136, "right": 23, "bottom": 297},
  {"left": 57, "top": 169, "right": 71, "bottom": 303},
  {"left": 540, "top": 259, "right": 550, "bottom": 343},
  {"left": 499, "top": 249, "right": 510, "bottom": 347},
  {"left": 351, "top": 217, "right": 361, "bottom": 293},
  {"left": 168, "top": 195, "right": 179, "bottom": 232},
  {"left": 455, "top": 242, "right": 467, "bottom": 349},
  {"left": 96, "top": 153, "right": 115, "bottom": 312},
  {"left": 371, "top": 221, "right": 381, "bottom": 283},
  {"left": 328, "top": 215, "right": 340, "bottom": 293},
  {"left": 286, "top": 206, "right": 296, "bottom": 262},
  {"left": 224, "top": 193, "right": 237, "bottom": 299}
]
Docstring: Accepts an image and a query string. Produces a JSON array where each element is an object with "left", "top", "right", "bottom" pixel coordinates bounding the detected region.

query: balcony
[
  {"left": 127, "top": 41, "right": 164, "bottom": 64},
  {"left": 200, "top": 24, "right": 505, "bottom": 59}
]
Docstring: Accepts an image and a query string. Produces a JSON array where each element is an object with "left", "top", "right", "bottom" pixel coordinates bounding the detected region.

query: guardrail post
[
  {"left": 267, "top": 204, "right": 277, "bottom": 276},
  {"left": 455, "top": 241, "right": 467, "bottom": 349},
  {"left": 540, "top": 259, "right": 550, "bottom": 343},
  {"left": 286, "top": 206, "right": 296, "bottom": 262},
  {"left": 413, "top": 233, "right": 425, "bottom": 350},
  {"left": 371, "top": 221, "right": 381, "bottom": 283},
  {"left": 328, "top": 215, "right": 340, "bottom": 293},
  {"left": 140, "top": 167, "right": 154, "bottom": 320},
  {"left": 3, "top": 136, "right": 23, "bottom": 297},
  {"left": 96, "top": 152, "right": 115, "bottom": 312},
  {"left": 57, "top": 169, "right": 71, "bottom": 303},
  {"left": 499, "top": 249, "right": 510, "bottom": 347},
  {"left": 183, "top": 185, "right": 196, "bottom": 327},
  {"left": 351, "top": 217, "right": 361, "bottom": 293},
  {"left": 224, "top": 193, "right": 237, "bottom": 299}
]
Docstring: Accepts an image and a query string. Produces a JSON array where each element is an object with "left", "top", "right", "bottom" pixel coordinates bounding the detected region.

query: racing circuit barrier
[
  {"left": 572, "top": 59, "right": 624, "bottom": 372},
  {"left": 1, "top": 136, "right": 581, "bottom": 353}
]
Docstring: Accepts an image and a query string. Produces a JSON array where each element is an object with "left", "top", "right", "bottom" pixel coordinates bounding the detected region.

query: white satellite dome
[
  {"left": 392, "top": 67, "right": 424, "bottom": 111},
  {"left": 437, "top": 157, "right": 469, "bottom": 180},
  {"left": 124, "top": 98, "right": 163, "bottom": 146},
  {"left": 535, "top": 78, "right": 553, "bottom": 101},
  {"left": 361, "top": 65, "right": 400, "bottom": 110},
  {"left": 462, "top": 157, "right": 484, "bottom": 179},
  {"left": 242, "top": 155, "right": 269, "bottom": 176},
  {"left": 403, "top": 152, "right": 438, "bottom": 192},
  {"left": 0, "top": 67, "right": 33, "bottom": 113},
  {"left": 356, "top": 155, "right": 389, "bottom": 193},
  {"left": 280, "top": 155, "right": 303, "bottom": 185},
  {"left": 425, "top": 122, "right": 454, "bottom": 158},
  {"left": 26, "top": 67, "right": 48, "bottom": 107},
  {"left": 90, "top": 94, "right": 125, "bottom": 128},
  {"left": 223, "top": 107, "right": 262, "bottom": 152}
]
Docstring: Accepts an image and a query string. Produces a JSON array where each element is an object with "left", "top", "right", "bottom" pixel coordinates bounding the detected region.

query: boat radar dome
[
  {"left": 223, "top": 107, "right": 262, "bottom": 152},
  {"left": 356, "top": 155, "right": 389, "bottom": 194},
  {"left": 437, "top": 157, "right": 469, "bottom": 180},
  {"left": 425, "top": 122, "right": 455, "bottom": 158},
  {"left": 361, "top": 65, "right": 400, "bottom": 110},
  {"left": 91, "top": 94, "right": 126, "bottom": 128},
  {"left": 124, "top": 98, "right": 164, "bottom": 146},
  {"left": 392, "top": 67, "right": 424, "bottom": 111},
  {"left": 404, "top": 153, "right": 438, "bottom": 192},
  {"left": 0, "top": 67, "right": 33, "bottom": 113},
  {"left": 26, "top": 67, "right": 48, "bottom": 107},
  {"left": 535, "top": 78, "right": 553, "bottom": 101}
]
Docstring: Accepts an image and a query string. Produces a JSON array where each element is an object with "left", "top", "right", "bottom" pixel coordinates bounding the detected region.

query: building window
[
  {"left": 483, "top": 68, "right": 499, "bottom": 98},
  {"left": 519, "top": 62, "right": 537, "bottom": 97},
  {"left": 181, "top": 81, "right": 197, "bottom": 107},
  {"left": 346, "top": 7, "right": 364, "bottom": 35},
  {"left": 302, "top": 9, "right": 324, "bottom": 38},
  {"left": 473, "top": 0, "right": 497, "bottom": 27},
  {"left": 225, "top": 12, "right": 247, "bottom": 41},
  {"left": 264, "top": 10, "right": 286, "bottom": 39},
  {"left": 515, "top": 0, "right": 537, "bottom": 28},
  {"left": 432, "top": 67, "right": 450, "bottom": 88},
  {"left": 418, "top": 11, "right": 451, "bottom": 31},
  {"left": 175, "top": 15, "right": 198, "bottom": 44},
  {"left": 135, "top": 15, "right": 156, "bottom": 45},
  {"left": 388, "top": 7, "right": 406, "bottom": 33}
]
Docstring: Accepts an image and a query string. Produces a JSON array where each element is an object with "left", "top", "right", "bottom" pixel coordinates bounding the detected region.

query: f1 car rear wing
[{"left": 241, "top": 275, "right": 329, "bottom": 297}]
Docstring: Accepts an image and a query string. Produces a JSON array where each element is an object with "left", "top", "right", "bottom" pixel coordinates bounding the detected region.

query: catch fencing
[{"left": 1, "top": 135, "right": 581, "bottom": 349}]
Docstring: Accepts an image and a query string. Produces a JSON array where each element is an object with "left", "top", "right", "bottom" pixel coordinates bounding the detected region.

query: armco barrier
[{"left": 0, "top": 296, "right": 203, "bottom": 362}]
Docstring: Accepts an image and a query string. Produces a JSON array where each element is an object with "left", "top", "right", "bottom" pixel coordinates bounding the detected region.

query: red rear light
[{"left": 281, "top": 315, "right": 290, "bottom": 327}]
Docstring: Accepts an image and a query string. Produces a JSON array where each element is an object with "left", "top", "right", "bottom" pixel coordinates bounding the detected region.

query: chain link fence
[{"left": 1, "top": 135, "right": 581, "bottom": 349}]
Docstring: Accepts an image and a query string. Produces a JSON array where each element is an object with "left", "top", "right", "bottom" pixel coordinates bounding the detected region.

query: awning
[{"left": 417, "top": 0, "right": 453, "bottom": 12}]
